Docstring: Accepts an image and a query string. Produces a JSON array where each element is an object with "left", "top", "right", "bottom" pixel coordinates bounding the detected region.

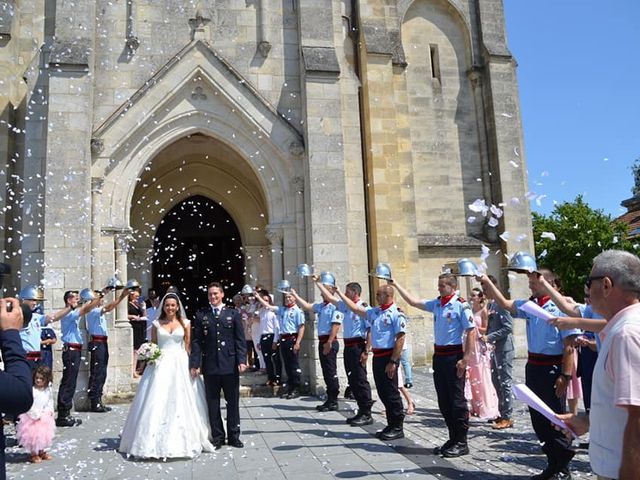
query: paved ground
[{"left": 5, "top": 359, "right": 594, "bottom": 479}]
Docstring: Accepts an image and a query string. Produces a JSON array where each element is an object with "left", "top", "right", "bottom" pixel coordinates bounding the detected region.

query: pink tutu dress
[
  {"left": 466, "top": 313, "right": 500, "bottom": 419},
  {"left": 16, "top": 385, "right": 55, "bottom": 454}
]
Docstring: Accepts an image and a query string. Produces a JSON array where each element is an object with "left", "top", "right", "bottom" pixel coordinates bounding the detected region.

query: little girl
[{"left": 17, "top": 365, "right": 55, "bottom": 463}]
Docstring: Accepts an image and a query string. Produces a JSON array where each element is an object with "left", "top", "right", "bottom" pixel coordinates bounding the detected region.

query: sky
[{"left": 503, "top": 0, "right": 640, "bottom": 218}]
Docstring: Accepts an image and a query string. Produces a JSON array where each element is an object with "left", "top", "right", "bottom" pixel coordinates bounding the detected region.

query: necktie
[{"left": 213, "top": 307, "right": 219, "bottom": 317}]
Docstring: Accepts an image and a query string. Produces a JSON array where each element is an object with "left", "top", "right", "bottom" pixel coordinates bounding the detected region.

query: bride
[{"left": 119, "top": 293, "right": 214, "bottom": 458}]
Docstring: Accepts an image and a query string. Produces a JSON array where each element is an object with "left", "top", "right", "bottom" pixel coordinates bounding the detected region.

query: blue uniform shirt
[
  {"left": 312, "top": 302, "right": 341, "bottom": 336},
  {"left": 19, "top": 314, "right": 46, "bottom": 352},
  {"left": 424, "top": 295, "right": 475, "bottom": 346},
  {"left": 366, "top": 303, "right": 406, "bottom": 349},
  {"left": 577, "top": 304, "right": 603, "bottom": 351},
  {"left": 61, "top": 309, "right": 83, "bottom": 344},
  {"left": 86, "top": 307, "right": 108, "bottom": 337},
  {"left": 276, "top": 305, "right": 305, "bottom": 340},
  {"left": 337, "top": 299, "right": 369, "bottom": 339},
  {"left": 514, "top": 299, "right": 581, "bottom": 355}
]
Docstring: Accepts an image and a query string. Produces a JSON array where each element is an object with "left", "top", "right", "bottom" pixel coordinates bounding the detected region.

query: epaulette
[
  {"left": 457, "top": 297, "right": 466, "bottom": 302},
  {"left": 397, "top": 306, "right": 404, "bottom": 312},
  {"left": 362, "top": 302, "right": 369, "bottom": 307}
]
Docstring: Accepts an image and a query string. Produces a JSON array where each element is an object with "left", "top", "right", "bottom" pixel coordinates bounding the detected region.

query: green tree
[{"left": 532, "top": 195, "right": 636, "bottom": 300}]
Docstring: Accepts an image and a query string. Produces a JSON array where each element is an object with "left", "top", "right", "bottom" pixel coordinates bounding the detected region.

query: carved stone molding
[
  {"left": 265, "top": 227, "right": 283, "bottom": 246},
  {"left": 91, "top": 138, "right": 104, "bottom": 155},
  {"left": 91, "top": 177, "right": 105, "bottom": 194},
  {"left": 290, "top": 176, "right": 304, "bottom": 194},
  {"left": 191, "top": 86, "right": 207, "bottom": 101},
  {"left": 289, "top": 141, "right": 305, "bottom": 158},
  {"left": 258, "top": 41, "right": 271, "bottom": 57}
]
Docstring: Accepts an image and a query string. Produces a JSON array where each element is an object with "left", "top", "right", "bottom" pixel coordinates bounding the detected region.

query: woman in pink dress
[{"left": 466, "top": 288, "right": 500, "bottom": 419}]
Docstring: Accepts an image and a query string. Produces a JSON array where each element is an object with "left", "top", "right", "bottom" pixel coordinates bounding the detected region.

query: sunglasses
[{"left": 585, "top": 276, "right": 606, "bottom": 289}]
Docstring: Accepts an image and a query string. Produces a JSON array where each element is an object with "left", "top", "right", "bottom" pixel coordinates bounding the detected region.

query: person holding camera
[{"left": 0, "top": 297, "right": 34, "bottom": 480}]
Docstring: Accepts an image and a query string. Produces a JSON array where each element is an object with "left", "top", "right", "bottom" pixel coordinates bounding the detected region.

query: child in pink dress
[
  {"left": 466, "top": 288, "right": 500, "bottom": 419},
  {"left": 17, "top": 365, "right": 56, "bottom": 463}
]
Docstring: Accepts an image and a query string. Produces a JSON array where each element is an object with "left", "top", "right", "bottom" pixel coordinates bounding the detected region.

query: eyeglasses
[{"left": 585, "top": 276, "right": 606, "bottom": 289}]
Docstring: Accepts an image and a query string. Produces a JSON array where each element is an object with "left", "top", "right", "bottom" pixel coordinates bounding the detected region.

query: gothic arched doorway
[{"left": 151, "top": 195, "right": 244, "bottom": 316}]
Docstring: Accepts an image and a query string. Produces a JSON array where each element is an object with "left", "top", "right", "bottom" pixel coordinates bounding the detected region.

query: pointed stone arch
[{"left": 89, "top": 39, "right": 306, "bottom": 297}]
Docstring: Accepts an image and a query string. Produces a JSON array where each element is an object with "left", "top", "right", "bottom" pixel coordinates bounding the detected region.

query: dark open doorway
[{"left": 151, "top": 195, "right": 244, "bottom": 317}]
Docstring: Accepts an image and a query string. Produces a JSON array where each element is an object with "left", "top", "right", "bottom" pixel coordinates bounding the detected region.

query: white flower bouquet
[{"left": 137, "top": 342, "right": 162, "bottom": 364}]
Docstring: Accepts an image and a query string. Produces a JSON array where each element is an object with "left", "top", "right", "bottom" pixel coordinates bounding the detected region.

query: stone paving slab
[{"left": 5, "top": 359, "right": 595, "bottom": 479}]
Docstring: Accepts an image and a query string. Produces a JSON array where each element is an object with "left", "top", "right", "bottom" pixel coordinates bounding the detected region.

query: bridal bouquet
[{"left": 137, "top": 342, "right": 162, "bottom": 364}]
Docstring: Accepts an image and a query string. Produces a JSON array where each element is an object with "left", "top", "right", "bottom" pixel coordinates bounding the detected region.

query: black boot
[
  {"left": 55, "top": 411, "right": 82, "bottom": 427},
  {"left": 91, "top": 400, "right": 112, "bottom": 413},
  {"left": 317, "top": 398, "right": 338, "bottom": 412},
  {"left": 350, "top": 408, "right": 373, "bottom": 427},
  {"left": 379, "top": 419, "right": 404, "bottom": 441}
]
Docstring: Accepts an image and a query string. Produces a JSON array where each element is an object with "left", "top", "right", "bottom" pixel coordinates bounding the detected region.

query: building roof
[{"left": 617, "top": 195, "right": 640, "bottom": 237}]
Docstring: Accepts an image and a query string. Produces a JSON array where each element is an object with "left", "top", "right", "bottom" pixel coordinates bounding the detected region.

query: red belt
[
  {"left": 528, "top": 352, "right": 563, "bottom": 366},
  {"left": 65, "top": 343, "right": 83, "bottom": 351},
  {"left": 280, "top": 333, "right": 297, "bottom": 340},
  {"left": 344, "top": 337, "right": 366, "bottom": 347},
  {"left": 434, "top": 344, "right": 464, "bottom": 356},
  {"left": 318, "top": 335, "right": 330, "bottom": 342},
  {"left": 26, "top": 351, "right": 41, "bottom": 360},
  {"left": 372, "top": 348, "right": 393, "bottom": 358},
  {"left": 91, "top": 335, "right": 108, "bottom": 343}
]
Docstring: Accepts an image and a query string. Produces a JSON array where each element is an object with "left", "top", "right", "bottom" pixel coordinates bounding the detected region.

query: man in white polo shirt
[{"left": 559, "top": 250, "right": 640, "bottom": 480}]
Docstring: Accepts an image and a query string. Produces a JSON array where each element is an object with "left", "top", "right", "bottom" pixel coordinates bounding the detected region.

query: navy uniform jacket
[
  {"left": 190, "top": 305, "right": 247, "bottom": 376},
  {"left": 0, "top": 329, "right": 34, "bottom": 480}
]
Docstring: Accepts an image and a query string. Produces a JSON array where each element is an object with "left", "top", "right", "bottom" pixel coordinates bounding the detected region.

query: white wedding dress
[{"left": 119, "top": 320, "right": 214, "bottom": 458}]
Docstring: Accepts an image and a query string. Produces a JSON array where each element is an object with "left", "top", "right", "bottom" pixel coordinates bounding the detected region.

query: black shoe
[
  {"left": 287, "top": 389, "right": 300, "bottom": 399},
  {"left": 316, "top": 400, "right": 330, "bottom": 411},
  {"left": 213, "top": 441, "right": 224, "bottom": 450},
  {"left": 318, "top": 401, "right": 338, "bottom": 412},
  {"left": 549, "top": 471, "right": 571, "bottom": 480},
  {"left": 530, "top": 466, "right": 557, "bottom": 480},
  {"left": 346, "top": 412, "right": 359, "bottom": 424},
  {"left": 91, "top": 404, "right": 111, "bottom": 413},
  {"left": 55, "top": 415, "right": 82, "bottom": 427},
  {"left": 344, "top": 387, "right": 355, "bottom": 399},
  {"left": 577, "top": 441, "right": 589, "bottom": 450},
  {"left": 379, "top": 426, "right": 404, "bottom": 441},
  {"left": 350, "top": 413, "right": 373, "bottom": 427},
  {"left": 375, "top": 426, "right": 392, "bottom": 438},
  {"left": 442, "top": 442, "right": 469, "bottom": 458},
  {"left": 228, "top": 439, "right": 244, "bottom": 448},
  {"left": 433, "top": 440, "right": 454, "bottom": 455},
  {"left": 404, "top": 382, "right": 413, "bottom": 389}
]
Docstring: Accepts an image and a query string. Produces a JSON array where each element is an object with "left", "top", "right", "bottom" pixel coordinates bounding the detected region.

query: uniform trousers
[
  {"left": 57, "top": 348, "right": 81, "bottom": 414},
  {"left": 280, "top": 337, "right": 301, "bottom": 392},
  {"left": 88, "top": 341, "right": 109, "bottom": 404},
  {"left": 433, "top": 351, "right": 469, "bottom": 443},
  {"left": 577, "top": 347, "right": 598, "bottom": 412},
  {"left": 41, "top": 348, "right": 53, "bottom": 370},
  {"left": 203, "top": 372, "right": 241, "bottom": 443},
  {"left": 525, "top": 361, "right": 574, "bottom": 470},
  {"left": 260, "top": 333, "right": 281, "bottom": 383},
  {"left": 490, "top": 348, "right": 514, "bottom": 420},
  {"left": 319, "top": 340, "right": 339, "bottom": 400},
  {"left": 372, "top": 356, "right": 404, "bottom": 427},
  {"left": 343, "top": 342, "right": 373, "bottom": 410}
]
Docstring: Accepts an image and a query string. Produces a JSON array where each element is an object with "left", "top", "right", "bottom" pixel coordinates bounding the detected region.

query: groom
[{"left": 190, "top": 282, "right": 247, "bottom": 449}]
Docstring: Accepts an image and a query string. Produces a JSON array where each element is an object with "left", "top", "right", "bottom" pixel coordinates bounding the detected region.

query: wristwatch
[
  {"left": 561, "top": 373, "right": 572, "bottom": 381},
  {"left": 389, "top": 359, "right": 400, "bottom": 366}
]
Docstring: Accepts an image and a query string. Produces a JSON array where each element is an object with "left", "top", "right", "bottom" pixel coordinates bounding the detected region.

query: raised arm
[
  {"left": 78, "top": 295, "right": 103, "bottom": 316},
  {"left": 529, "top": 273, "right": 580, "bottom": 317},
  {"left": 388, "top": 279, "right": 428, "bottom": 311},
  {"left": 334, "top": 288, "right": 367, "bottom": 318},
  {"left": 103, "top": 288, "right": 129, "bottom": 313},
  {"left": 290, "top": 288, "right": 314, "bottom": 312},
  {"left": 315, "top": 280, "right": 339, "bottom": 306},
  {"left": 477, "top": 275, "right": 517, "bottom": 314},
  {"left": 254, "top": 292, "right": 278, "bottom": 312}
]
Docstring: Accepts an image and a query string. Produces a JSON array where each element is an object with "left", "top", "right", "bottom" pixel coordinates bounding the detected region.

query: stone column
[
  {"left": 243, "top": 246, "right": 261, "bottom": 286},
  {"left": 265, "top": 226, "right": 283, "bottom": 292},
  {"left": 476, "top": 0, "right": 534, "bottom": 302},
  {"left": 90, "top": 177, "right": 105, "bottom": 287},
  {"left": 114, "top": 232, "right": 131, "bottom": 325}
]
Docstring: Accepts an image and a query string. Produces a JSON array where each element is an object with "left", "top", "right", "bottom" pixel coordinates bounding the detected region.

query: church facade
[{"left": 0, "top": 0, "right": 533, "bottom": 398}]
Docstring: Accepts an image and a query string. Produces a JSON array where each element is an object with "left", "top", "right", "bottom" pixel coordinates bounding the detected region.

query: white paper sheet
[
  {"left": 512, "top": 383, "right": 578, "bottom": 438},
  {"left": 518, "top": 300, "right": 555, "bottom": 322}
]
